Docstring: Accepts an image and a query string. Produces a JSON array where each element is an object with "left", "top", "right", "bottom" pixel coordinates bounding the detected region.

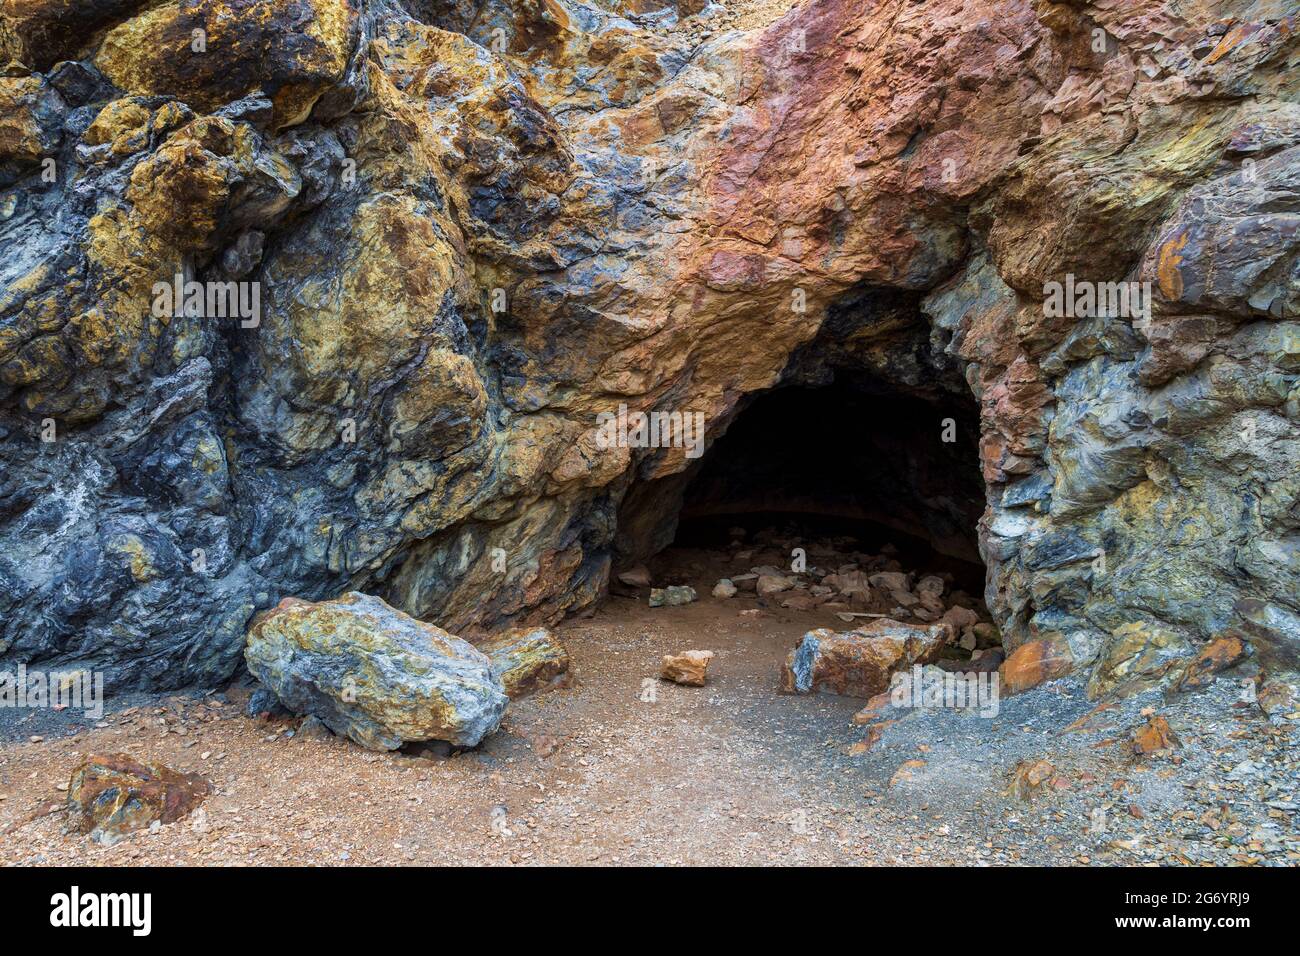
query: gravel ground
[{"left": 1, "top": 543, "right": 1295, "bottom": 867}]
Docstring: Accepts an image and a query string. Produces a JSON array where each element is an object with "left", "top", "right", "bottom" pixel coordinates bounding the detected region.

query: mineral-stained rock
[
  {"left": 244, "top": 593, "right": 508, "bottom": 751},
  {"left": 780, "top": 620, "right": 953, "bottom": 698},
  {"left": 659, "top": 649, "right": 715, "bottom": 687},
  {"left": 649, "top": 586, "right": 697, "bottom": 608},
  {"left": 1087, "top": 622, "right": 1195, "bottom": 699},
  {"left": 1174, "top": 633, "right": 1250, "bottom": 691},
  {"left": 1131, "top": 715, "right": 1180, "bottom": 756},
  {"left": 477, "top": 626, "right": 570, "bottom": 699},
  {"left": 712, "top": 578, "right": 737, "bottom": 599},
  {"left": 66, "top": 753, "right": 209, "bottom": 844},
  {"left": 999, "top": 635, "right": 1075, "bottom": 695},
  {"left": 1, "top": 0, "right": 1297, "bottom": 697}
]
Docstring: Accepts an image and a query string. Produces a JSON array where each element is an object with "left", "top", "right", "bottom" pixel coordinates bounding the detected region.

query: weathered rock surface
[
  {"left": 781, "top": 619, "right": 953, "bottom": 698},
  {"left": 649, "top": 585, "right": 696, "bottom": 607},
  {"left": 477, "top": 626, "right": 570, "bottom": 699},
  {"left": 244, "top": 592, "right": 507, "bottom": 751},
  {"left": 660, "top": 649, "right": 714, "bottom": 686},
  {"left": 66, "top": 753, "right": 209, "bottom": 844},
  {"left": 0, "top": 0, "right": 1295, "bottom": 698}
]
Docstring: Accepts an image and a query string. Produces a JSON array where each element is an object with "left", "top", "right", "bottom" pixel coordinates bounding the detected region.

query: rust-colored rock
[
  {"left": 1131, "top": 715, "right": 1180, "bottom": 756},
  {"left": 1174, "top": 633, "right": 1250, "bottom": 691},
  {"left": 781, "top": 619, "right": 953, "bottom": 698},
  {"left": 66, "top": 754, "right": 210, "bottom": 844},
  {"left": 659, "top": 649, "right": 715, "bottom": 687},
  {"left": 999, "top": 635, "right": 1075, "bottom": 695}
]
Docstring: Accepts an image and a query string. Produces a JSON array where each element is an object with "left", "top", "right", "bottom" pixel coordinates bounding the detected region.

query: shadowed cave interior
[{"left": 614, "top": 377, "right": 988, "bottom": 597}]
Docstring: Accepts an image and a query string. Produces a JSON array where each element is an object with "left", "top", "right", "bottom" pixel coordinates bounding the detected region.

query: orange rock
[
  {"left": 659, "top": 650, "right": 715, "bottom": 687},
  {"left": 1175, "top": 632, "right": 1249, "bottom": 690},
  {"left": 1131, "top": 715, "right": 1180, "bottom": 755},
  {"left": 999, "top": 635, "right": 1074, "bottom": 694},
  {"left": 1006, "top": 758, "right": 1055, "bottom": 800}
]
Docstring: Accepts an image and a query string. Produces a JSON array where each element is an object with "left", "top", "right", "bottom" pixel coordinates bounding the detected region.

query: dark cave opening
[
  {"left": 612, "top": 281, "right": 989, "bottom": 604},
  {"left": 673, "top": 384, "right": 986, "bottom": 592}
]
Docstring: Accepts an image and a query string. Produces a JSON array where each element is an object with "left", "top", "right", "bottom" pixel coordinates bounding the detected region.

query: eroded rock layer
[{"left": 0, "top": 0, "right": 1296, "bottom": 696}]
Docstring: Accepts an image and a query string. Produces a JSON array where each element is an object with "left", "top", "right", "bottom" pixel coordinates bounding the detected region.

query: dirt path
[{"left": 1, "top": 544, "right": 1296, "bottom": 866}]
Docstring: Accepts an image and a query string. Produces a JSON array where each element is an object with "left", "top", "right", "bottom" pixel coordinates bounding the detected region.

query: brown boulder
[{"left": 999, "top": 635, "right": 1074, "bottom": 694}]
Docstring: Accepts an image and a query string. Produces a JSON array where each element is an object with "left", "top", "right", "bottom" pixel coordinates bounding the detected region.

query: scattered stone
[
  {"left": 296, "top": 715, "right": 333, "bottom": 741},
  {"left": 478, "top": 626, "right": 571, "bottom": 699},
  {"left": 530, "top": 734, "right": 562, "bottom": 758},
  {"left": 245, "top": 688, "right": 289, "bottom": 718},
  {"left": 660, "top": 650, "right": 715, "bottom": 687},
  {"left": 780, "top": 619, "right": 953, "bottom": 698},
  {"left": 889, "top": 759, "right": 927, "bottom": 788},
  {"left": 868, "top": 571, "right": 910, "bottom": 592},
  {"left": 942, "top": 606, "right": 980, "bottom": 632},
  {"left": 1132, "top": 715, "right": 1180, "bottom": 755},
  {"left": 756, "top": 574, "right": 794, "bottom": 597},
  {"left": 1006, "top": 759, "right": 1056, "bottom": 801},
  {"left": 731, "top": 573, "right": 759, "bottom": 592},
  {"left": 1257, "top": 680, "right": 1298, "bottom": 719},
  {"left": 244, "top": 592, "right": 508, "bottom": 751},
  {"left": 66, "top": 754, "right": 210, "bottom": 845},
  {"left": 712, "top": 578, "right": 738, "bottom": 599},
  {"left": 649, "top": 585, "right": 697, "bottom": 607},
  {"left": 617, "top": 566, "right": 653, "bottom": 588}
]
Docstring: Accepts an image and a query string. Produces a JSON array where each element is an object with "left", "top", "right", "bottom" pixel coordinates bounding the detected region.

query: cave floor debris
[{"left": 1, "top": 546, "right": 1296, "bottom": 866}]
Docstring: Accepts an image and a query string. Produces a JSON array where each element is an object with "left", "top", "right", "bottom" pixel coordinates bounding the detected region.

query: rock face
[
  {"left": 781, "top": 619, "right": 953, "bottom": 698},
  {"left": 1, "top": 0, "right": 1297, "bottom": 697},
  {"left": 66, "top": 753, "right": 209, "bottom": 844},
  {"left": 477, "top": 626, "right": 570, "bottom": 699},
  {"left": 244, "top": 592, "right": 507, "bottom": 750}
]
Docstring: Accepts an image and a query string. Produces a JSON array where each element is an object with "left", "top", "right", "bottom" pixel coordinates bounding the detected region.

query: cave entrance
[
  {"left": 614, "top": 377, "right": 988, "bottom": 614},
  {"left": 675, "top": 383, "right": 985, "bottom": 590}
]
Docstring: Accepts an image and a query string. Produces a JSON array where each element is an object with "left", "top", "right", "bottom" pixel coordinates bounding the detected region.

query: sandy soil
[{"left": 1, "top": 540, "right": 1296, "bottom": 867}]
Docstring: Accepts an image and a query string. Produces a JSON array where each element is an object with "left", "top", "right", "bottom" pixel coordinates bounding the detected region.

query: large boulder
[
  {"left": 244, "top": 593, "right": 508, "bottom": 751},
  {"left": 781, "top": 619, "right": 954, "bottom": 698}
]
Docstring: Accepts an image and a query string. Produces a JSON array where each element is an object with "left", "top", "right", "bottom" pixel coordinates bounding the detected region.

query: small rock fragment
[
  {"left": 617, "top": 566, "right": 652, "bottom": 588},
  {"left": 659, "top": 650, "right": 715, "bottom": 686},
  {"left": 1131, "top": 715, "right": 1180, "bottom": 755},
  {"left": 649, "top": 585, "right": 697, "bottom": 607},
  {"left": 712, "top": 578, "right": 737, "bottom": 599}
]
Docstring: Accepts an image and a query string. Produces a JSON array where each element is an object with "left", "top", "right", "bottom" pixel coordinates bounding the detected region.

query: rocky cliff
[{"left": 1, "top": 0, "right": 1296, "bottom": 696}]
